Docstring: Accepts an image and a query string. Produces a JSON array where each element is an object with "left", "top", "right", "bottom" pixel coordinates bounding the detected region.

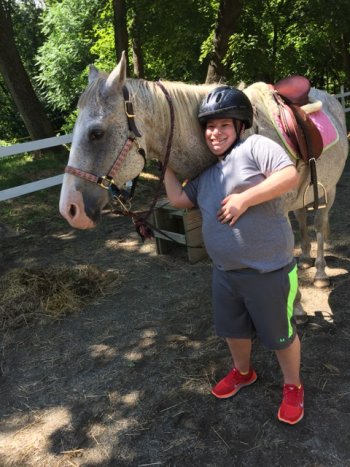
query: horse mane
[
  {"left": 126, "top": 78, "right": 215, "bottom": 136},
  {"left": 77, "top": 75, "right": 318, "bottom": 158},
  {"left": 77, "top": 73, "right": 216, "bottom": 140},
  {"left": 243, "top": 82, "right": 278, "bottom": 114}
]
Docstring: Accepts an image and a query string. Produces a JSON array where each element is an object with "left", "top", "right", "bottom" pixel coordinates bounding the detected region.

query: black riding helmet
[{"left": 198, "top": 86, "right": 253, "bottom": 129}]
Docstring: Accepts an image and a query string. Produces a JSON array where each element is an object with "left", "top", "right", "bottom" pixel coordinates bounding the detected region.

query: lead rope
[{"left": 112, "top": 80, "right": 175, "bottom": 241}]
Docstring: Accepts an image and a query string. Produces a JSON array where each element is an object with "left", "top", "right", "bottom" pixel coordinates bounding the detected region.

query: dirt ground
[{"left": 0, "top": 158, "right": 349, "bottom": 467}]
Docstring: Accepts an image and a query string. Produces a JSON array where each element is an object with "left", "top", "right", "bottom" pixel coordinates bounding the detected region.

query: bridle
[
  {"left": 65, "top": 86, "right": 146, "bottom": 201},
  {"left": 64, "top": 81, "right": 175, "bottom": 240}
]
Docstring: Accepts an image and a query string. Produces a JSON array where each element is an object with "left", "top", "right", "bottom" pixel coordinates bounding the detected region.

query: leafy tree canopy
[
  {"left": 1, "top": 0, "right": 349, "bottom": 140},
  {"left": 225, "top": 0, "right": 350, "bottom": 90},
  {"left": 35, "top": 0, "right": 107, "bottom": 112}
]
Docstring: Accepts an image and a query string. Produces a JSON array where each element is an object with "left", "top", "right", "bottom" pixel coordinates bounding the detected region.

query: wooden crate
[{"left": 152, "top": 198, "right": 208, "bottom": 264}]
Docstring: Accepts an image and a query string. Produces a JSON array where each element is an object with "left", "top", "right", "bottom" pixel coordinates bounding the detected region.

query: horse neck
[
  {"left": 127, "top": 79, "right": 212, "bottom": 162},
  {"left": 243, "top": 82, "right": 284, "bottom": 141}
]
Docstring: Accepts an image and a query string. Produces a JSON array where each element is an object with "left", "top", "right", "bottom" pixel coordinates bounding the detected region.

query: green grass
[
  {"left": 0, "top": 151, "right": 68, "bottom": 190},
  {"left": 0, "top": 190, "right": 64, "bottom": 233},
  {"left": 0, "top": 150, "right": 69, "bottom": 231}
]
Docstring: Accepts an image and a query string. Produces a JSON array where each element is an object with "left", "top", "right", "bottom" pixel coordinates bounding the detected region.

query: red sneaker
[
  {"left": 211, "top": 367, "right": 257, "bottom": 399},
  {"left": 278, "top": 384, "right": 304, "bottom": 425}
]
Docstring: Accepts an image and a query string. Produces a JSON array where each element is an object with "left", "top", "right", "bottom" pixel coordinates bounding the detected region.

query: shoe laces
[{"left": 283, "top": 384, "right": 303, "bottom": 407}]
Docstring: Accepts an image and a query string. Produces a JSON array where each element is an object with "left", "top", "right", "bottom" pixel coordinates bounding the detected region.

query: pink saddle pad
[{"left": 273, "top": 108, "right": 339, "bottom": 158}]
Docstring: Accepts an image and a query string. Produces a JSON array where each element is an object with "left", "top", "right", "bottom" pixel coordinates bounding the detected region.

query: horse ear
[
  {"left": 88, "top": 65, "right": 99, "bottom": 84},
  {"left": 105, "top": 50, "right": 127, "bottom": 93}
]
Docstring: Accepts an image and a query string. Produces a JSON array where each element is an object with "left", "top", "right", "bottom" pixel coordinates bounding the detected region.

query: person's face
[{"left": 205, "top": 118, "right": 237, "bottom": 157}]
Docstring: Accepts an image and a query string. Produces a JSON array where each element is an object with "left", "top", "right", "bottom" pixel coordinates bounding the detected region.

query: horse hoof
[
  {"left": 293, "top": 302, "right": 308, "bottom": 325},
  {"left": 313, "top": 277, "right": 330, "bottom": 288},
  {"left": 295, "top": 314, "right": 308, "bottom": 325}
]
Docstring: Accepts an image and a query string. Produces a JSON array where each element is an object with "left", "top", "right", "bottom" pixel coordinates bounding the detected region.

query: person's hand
[{"left": 217, "top": 193, "right": 248, "bottom": 225}]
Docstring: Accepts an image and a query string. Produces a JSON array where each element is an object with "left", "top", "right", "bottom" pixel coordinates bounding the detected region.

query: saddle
[{"left": 272, "top": 76, "right": 325, "bottom": 210}]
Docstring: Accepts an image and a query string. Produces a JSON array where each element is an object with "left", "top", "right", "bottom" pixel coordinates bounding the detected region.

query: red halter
[
  {"left": 64, "top": 85, "right": 145, "bottom": 193},
  {"left": 65, "top": 136, "right": 139, "bottom": 192},
  {"left": 64, "top": 81, "right": 175, "bottom": 241}
]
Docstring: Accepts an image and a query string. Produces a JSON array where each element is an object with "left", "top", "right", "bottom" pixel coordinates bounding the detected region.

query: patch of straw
[{"left": 0, "top": 265, "right": 122, "bottom": 330}]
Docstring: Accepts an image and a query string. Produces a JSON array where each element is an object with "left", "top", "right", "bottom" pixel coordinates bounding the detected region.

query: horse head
[{"left": 59, "top": 51, "right": 147, "bottom": 228}]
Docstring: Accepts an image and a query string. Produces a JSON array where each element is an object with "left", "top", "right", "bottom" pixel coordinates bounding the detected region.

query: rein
[
  {"left": 113, "top": 81, "right": 175, "bottom": 240},
  {"left": 64, "top": 80, "right": 175, "bottom": 241}
]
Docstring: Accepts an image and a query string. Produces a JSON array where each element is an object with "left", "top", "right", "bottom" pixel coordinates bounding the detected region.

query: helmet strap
[
  {"left": 233, "top": 120, "right": 245, "bottom": 139},
  {"left": 221, "top": 120, "right": 245, "bottom": 159}
]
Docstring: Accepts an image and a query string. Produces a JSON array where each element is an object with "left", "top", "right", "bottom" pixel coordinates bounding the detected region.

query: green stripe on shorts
[{"left": 287, "top": 264, "right": 298, "bottom": 337}]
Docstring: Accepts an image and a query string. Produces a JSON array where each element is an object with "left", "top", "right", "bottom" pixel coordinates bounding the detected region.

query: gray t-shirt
[{"left": 183, "top": 134, "right": 295, "bottom": 273}]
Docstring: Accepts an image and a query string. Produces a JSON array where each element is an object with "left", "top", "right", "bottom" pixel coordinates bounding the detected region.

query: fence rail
[
  {"left": 334, "top": 85, "right": 350, "bottom": 113},
  {"left": 0, "top": 85, "right": 349, "bottom": 202},
  {"left": 0, "top": 134, "right": 73, "bottom": 159},
  {"left": 0, "top": 134, "right": 72, "bottom": 202}
]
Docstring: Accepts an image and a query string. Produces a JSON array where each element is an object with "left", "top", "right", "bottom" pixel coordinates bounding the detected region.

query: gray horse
[{"left": 59, "top": 52, "right": 348, "bottom": 312}]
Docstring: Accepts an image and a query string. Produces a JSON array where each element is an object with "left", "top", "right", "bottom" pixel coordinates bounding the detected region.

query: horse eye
[{"left": 89, "top": 129, "right": 104, "bottom": 141}]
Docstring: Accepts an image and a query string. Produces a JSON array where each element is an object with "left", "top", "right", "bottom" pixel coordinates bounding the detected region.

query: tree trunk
[
  {"left": 112, "top": 0, "right": 129, "bottom": 73},
  {"left": 205, "top": 0, "right": 243, "bottom": 84},
  {"left": 130, "top": 6, "right": 144, "bottom": 78},
  {"left": 0, "top": 0, "right": 55, "bottom": 140}
]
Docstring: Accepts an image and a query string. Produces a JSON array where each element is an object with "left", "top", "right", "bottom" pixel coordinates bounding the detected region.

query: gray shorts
[{"left": 212, "top": 261, "right": 298, "bottom": 350}]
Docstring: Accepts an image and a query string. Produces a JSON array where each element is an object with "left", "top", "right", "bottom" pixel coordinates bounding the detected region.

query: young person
[{"left": 163, "top": 86, "right": 304, "bottom": 425}]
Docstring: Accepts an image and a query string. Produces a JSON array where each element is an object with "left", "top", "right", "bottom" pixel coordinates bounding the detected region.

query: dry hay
[{"left": 0, "top": 265, "right": 122, "bottom": 330}]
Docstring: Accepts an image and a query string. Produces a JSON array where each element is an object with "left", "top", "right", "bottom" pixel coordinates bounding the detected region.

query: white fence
[
  {"left": 0, "top": 86, "right": 349, "bottom": 202},
  {"left": 334, "top": 85, "right": 350, "bottom": 113},
  {"left": 0, "top": 134, "right": 72, "bottom": 201}
]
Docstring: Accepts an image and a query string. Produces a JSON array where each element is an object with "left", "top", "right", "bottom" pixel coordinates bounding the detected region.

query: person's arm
[
  {"left": 164, "top": 167, "right": 195, "bottom": 209},
  {"left": 217, "top": 165, "right": 299, "bottom": 225}
]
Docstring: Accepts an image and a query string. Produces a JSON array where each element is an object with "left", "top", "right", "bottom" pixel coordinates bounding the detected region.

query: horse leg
[
  {"left": 294, "top": 287, "right": 308, "bottom": 324},
  {"left": 289, "top": 209, "right": 310, "bottom": 323},
  {"left": 294, "top": 185, "right": 335, "bottom": 288},
  {"left": 312, "top": 186, "right": 336, "bottom": 288},
  {"left": 293, "top": 207, "right": 313, "bottom": 269}
]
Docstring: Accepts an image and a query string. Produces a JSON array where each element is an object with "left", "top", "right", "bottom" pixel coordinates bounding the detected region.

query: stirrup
[{"left": 303, "top": 182, "right": 327, "bottom": 211}]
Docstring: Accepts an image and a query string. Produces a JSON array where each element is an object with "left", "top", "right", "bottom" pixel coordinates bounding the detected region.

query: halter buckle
[
  {"left": 124, "top": 101, "right": 135, "bottom": 118},
  {"left": 97, "top": 175, "right": 115, "bottom": 190}
]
